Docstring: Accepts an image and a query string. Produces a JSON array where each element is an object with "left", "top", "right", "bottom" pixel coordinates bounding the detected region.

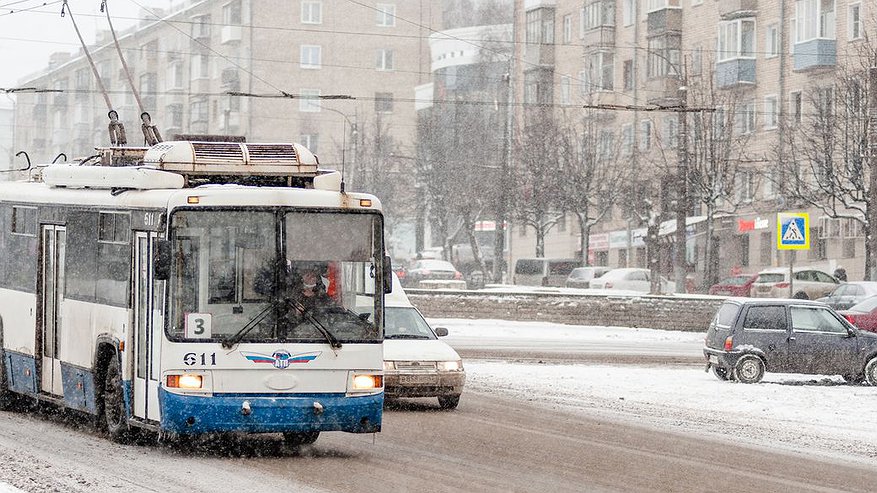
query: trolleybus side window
[
  {"left": 96, "top": 212, "right": 131, "bottom": 307},
  {"left": 11, "top": 206, "right": 37, "bottom": 236}
]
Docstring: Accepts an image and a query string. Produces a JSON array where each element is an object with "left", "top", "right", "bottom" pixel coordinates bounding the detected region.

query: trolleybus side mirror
[
  {"left": 154, "top": 239, "right": 171, "bottom": 280},
  {"left": 383, "top": 255, "right": 393, "bottom": 294}
]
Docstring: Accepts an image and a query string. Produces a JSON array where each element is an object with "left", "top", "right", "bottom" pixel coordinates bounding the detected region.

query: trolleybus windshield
[{"left": 167, "top": 208, "right": 382, "bottom": 344}]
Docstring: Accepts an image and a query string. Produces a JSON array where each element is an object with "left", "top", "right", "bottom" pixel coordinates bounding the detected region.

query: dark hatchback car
[{"left": 704, "top": 298, "right": 877, "bottom": 384}]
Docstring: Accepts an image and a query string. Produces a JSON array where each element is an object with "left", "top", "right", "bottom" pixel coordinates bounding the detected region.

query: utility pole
[
  {"left": 867, "top": 66, "right": 877, "bottom": 281},
  {"left": 494, "top": 69, "right": 513, "bottom": 283},
  {"left": 674, "top": 64, "right": 689, "bottom": 294}
]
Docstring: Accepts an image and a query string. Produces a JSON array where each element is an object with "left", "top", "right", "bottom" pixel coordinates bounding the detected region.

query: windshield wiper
[
  {"left": 287, "top": 299, "right": 342, "bottom": 349},
  {"left": 221, "top": 300, "right": 279, "bottom": 349}
]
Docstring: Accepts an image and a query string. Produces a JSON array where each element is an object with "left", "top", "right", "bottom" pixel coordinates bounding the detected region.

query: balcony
[
  {"left": 221, "top": 25, "right": 242, "bottom": 44},
  {"left": 582, "top": 25, "right": 615, "bottom": 49},
  {"left": 644, "top": 76, "right": 682, "bottom": 106},
  {"left": 719, "top": 0, "right": 757, "bottom": 20},
  {"left": 523, "top": 43, "right": 555, "bottom": 68},
  {"left": 647, "top": 7, "right": 682, "bottom": 35},
  {"left": 794, "top": 39, "right": 837, "bottom": 71},
  {"left": 716, "top": 58, "right": 756, "bottom": 87}
]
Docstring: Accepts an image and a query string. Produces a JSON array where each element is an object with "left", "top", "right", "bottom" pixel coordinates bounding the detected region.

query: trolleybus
[{"left": 0, "top": 140, "right": 389, "bottom": 445}]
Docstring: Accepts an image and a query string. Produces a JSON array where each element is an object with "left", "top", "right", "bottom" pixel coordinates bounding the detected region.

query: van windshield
[{"left": 515, "top": 259, "right": 543, "bottom": 275}]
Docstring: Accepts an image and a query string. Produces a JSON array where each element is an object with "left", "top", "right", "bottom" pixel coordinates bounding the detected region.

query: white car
[
  {"left": 382, "top": 274, "right": 465, "bottom": 409},
  {"left": 588, "top": 268, "right": 672, "bottom": 293}
]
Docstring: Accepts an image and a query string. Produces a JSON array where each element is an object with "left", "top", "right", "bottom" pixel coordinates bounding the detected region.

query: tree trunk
[
  {"left": 463, "top": 210, "right": 489, "bottom": 283},
  {"left": 702, "top": 203, "right": 718, "bottom": 290},
  {"left": 576, "top": 212, "right": 590, "bottom": 266}
]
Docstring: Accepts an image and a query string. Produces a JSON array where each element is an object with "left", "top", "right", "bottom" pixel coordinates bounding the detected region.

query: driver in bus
[{"left": 292, "top": 263, "right": 333, "bottom": 313}]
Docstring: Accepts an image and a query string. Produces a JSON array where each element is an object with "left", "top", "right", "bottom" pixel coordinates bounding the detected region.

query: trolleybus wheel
[
  {"left": 283, "top": 431, "right": 319, "bottom": 447},
  {"left": 103, "top": 355, "right": 135, "bottom": 443}
]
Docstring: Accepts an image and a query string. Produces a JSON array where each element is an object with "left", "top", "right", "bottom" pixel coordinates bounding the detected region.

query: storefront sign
[
  {"left": 589, "top": 233, "right": 609, "bottom": 251},
  {"left": 737, "top": 217, "right": 770, "bottom": 233}
]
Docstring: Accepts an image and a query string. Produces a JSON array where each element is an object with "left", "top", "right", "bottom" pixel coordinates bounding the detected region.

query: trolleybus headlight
[
  {"left": 437, "top": 360, "right": 463, "bottom": 371},
  {"left": 167, "top": 374, "right": 203, "bottom": 389},
  {"left": 383, "top": 361, "right": 395, "bottom": 371},
  {"left": 352, "top": 374, "right": 383, "bottom": 390}
]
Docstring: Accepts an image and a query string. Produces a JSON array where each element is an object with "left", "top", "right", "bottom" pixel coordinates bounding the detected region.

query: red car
[
  {"left": 838, "top": 295, "right": 877, "bottom": 332},
  {"left": 708, "top": 274, "right": 758, "bottom": 297}
]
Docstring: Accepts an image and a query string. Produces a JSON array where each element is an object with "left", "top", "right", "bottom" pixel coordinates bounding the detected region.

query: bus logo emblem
[{"left": 241, "top": 350, "right": 321, "bottom": 369}]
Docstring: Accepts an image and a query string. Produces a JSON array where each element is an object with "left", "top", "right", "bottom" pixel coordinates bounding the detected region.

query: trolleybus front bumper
[{"left": 159, "top": 389, "right": 382, "bottom": 434}]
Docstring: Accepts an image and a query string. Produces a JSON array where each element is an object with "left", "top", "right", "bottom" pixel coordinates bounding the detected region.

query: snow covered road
[{"left": 434, "top": 318, "right": 877, "bottom": 466}]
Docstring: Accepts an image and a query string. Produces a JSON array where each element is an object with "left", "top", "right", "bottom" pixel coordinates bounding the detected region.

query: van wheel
[
  {"left": 792, "top": 291, "right": 809, "bottom": 299},
  {"left": 711, "top": 366, "right": 732, "bottom": 381},
  {"left": 864, "top": 358, "right": 877, "bottom": 386},
  {"left": 734, "top": 355, "right": 765, "bottom": 384}
]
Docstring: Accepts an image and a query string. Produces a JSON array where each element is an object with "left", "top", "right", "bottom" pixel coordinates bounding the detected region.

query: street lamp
[{"left": 321, "top": 106, "right": 358, "bottom": 191}]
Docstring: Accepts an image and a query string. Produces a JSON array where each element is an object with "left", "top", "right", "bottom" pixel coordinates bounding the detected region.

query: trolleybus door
[
  {"left": 40, "top": 225, "right": 66, "bottom": 396},
  {"left": 133, "top": 231, "right": 162, "bottom": 421}
]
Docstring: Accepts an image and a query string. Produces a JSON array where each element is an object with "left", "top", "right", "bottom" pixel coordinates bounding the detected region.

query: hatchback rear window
[
  {"left": 549, "top": 261, "right": 578, "bottom": 276},
  {"left": 515, "top": 260, "right": 543, "bottom": 275},
  {"left": 715, "top": 302, "right": 741, "bottom": 327},
  {"left": 756, "top": 273, "right": 784, "bottom": 283}
]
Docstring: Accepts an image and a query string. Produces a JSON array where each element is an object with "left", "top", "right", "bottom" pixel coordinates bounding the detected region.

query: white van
[
  {"left": 513, "top": 258, "right": 580, "bottom": 287},
  {"left": 382, "top": 274, "right": 466, "bottom": 409}
]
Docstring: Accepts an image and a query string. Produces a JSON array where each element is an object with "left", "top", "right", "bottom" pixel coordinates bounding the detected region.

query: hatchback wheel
[
  {"left": 734, "top": 355, "right": 765, "bottom": 384},
  {"left": 865, "top": 358, "right": 877, "bottom": 386},
  {"left": 711, "top": 366, "right": 731, "bottom": 381}
]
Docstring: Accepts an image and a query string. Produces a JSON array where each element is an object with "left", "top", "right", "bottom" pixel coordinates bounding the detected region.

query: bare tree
[
  {"left": 556, "top": 109, "right": 628, "bottom": 265},
  {"left": 778, "top": 42, "right": 875, "bottom": 277}
]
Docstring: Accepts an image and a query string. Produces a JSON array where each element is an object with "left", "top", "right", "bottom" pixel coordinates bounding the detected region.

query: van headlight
[{"left": 437, "top": 360, "right": 463, "bottom": 371}]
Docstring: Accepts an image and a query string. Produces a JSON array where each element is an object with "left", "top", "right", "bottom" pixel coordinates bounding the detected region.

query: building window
[
  {"left": 849, "top": 3, "right": 861, "bottom": 40},
  {"left": 222, "top": 0, "right": 241, "bottom": 25},
  {"left": 376, "top": 3, "right": 396, "bottom": 27},
  {"left": 167, "top": 61, "right": 184, "bottom": 90},
  {"left": 736, "top": 171, "right": 755, "bottom": 203},
  {"left": 191, "top": 15, "right": 211, "bottom": 39},
  {"left": 584, "top": 1, "right": 614, "bottom": 30},
  {"left": 190, "top": 98, "right": 208, "bottom": 124},
  {"left": 691, "top": 45, "right": 703, "bottom": 75},
  {"left": 736, "top": 100, "right": 756, "bottom": 134},
  {"left": 191, "top": 54, "right": 210, "bottom": 80},
  {"left": 300, "top": 134, "right": 319, "bottom": 154},
  {"left": 766, "top": 24, "right": 779, "bottom": 57},
  {"left": 663, "top": 116, "right": 678, "bottom": 147},
  {"left": 563, "top": 14, "right": 572, "bottom": 43},
  {"left": 648, "top": 36, "right": 680, "bottom": 77},
  {"left": 139, "top": 73, "right": 157, "bottom": 110},
  {"left": 764, "top": 96, "right": 778, "bottom": 129},
  {"left": 375, "top": 92, "right": 394, "bottom": 113},
  {"left": 622, "top": 60, "right": 634, "bottom": 90},
  {"left": 560, "top": 75, "right": 571, "bottom": 105},
  {"left": 796, "top": 0, "right": 836, "bottom": 42},
  {"left": 621, "top": 124, "right": 634, "bottom": 155},
  {"left": 640, "top": 120, "right": 652, "bottom": 150},
  {"left": 646, "top": 0, "right": 680, "bottom": 13},
  {"left": 588, "top": 51, "right": 614, "bottom": 91},
  {"left": 623, "top": 0, "right": 634, "bottom": 26},
  {"left": 299, "top": 89, "right": 321, "bottom": 112},
  {"left": 598, "top": 130, "right": 615, "bottom": 161},
  {"left": 376, "top": 48, "right": 394, "bottom": 70},
  {"left": 527, "top": 8, "right": 555, "bottom": 44},
  {"left": 578, "top": 70, "right": 588, "bottom": 97},
  {"left": 74, "top": 68, "right": 90, "bottom": 101},
  {"left": 300, "top": 45, "right": 321, "bottom": 69},
  {"left": 167, "top": 103, "right": 183, "bottom": 128},
  {"left": 790, "top": 91, "right": 802, "bottom": 124},
  {"left": 717, "top": 19, "right": 756, "bottom": 62},
  {"left": 301, "top": 1, "right": 322, "bottom": 24}
]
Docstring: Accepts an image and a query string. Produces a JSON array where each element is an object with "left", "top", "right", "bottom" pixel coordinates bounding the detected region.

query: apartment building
[
  {"left": 512, "top": 0, "right": 872, "bottom": 283},
  {"left": 13, "top": 0, "right": 440, "bottom": 176}
]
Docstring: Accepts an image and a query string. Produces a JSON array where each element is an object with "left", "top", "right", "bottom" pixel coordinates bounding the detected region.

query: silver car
[{"left": 750, "top": 268, "right": 839, "bottom": 300}]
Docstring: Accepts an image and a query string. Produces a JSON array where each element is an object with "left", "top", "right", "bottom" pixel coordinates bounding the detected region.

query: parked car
[
  {"left": 708, "top": 273, "right": 758, "bottom": 297},
  {"left": 749, "top": 267, "right": 839, "bottom": 300},
  {"left": 704, "top": 298, "right": 877, "bottom": 384},
  {"left": 565, "top": 266, "right": 610, "bottom": 289},
  {"left": 838, "top": 295, "right": 877, "bottom": 333},
  {"left": 588, "top": 268, "right": 672, "bottom": 293},
  {"left": 513, "top": 258, "right": 579, "bottom": 287},
  {"left": 382, "top": 274, "right": 465, "bottom": 409},
  {"left": 816, "top": 282, "right": 877, "bottom": 310},
  {"left": 403, "top": 259, "right": 462, "bottom": 288}
]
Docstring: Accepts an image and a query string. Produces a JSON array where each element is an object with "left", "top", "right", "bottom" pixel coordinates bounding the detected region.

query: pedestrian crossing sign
[{"left": 777, "top": 212, "right": 810, "bottom": 250}]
